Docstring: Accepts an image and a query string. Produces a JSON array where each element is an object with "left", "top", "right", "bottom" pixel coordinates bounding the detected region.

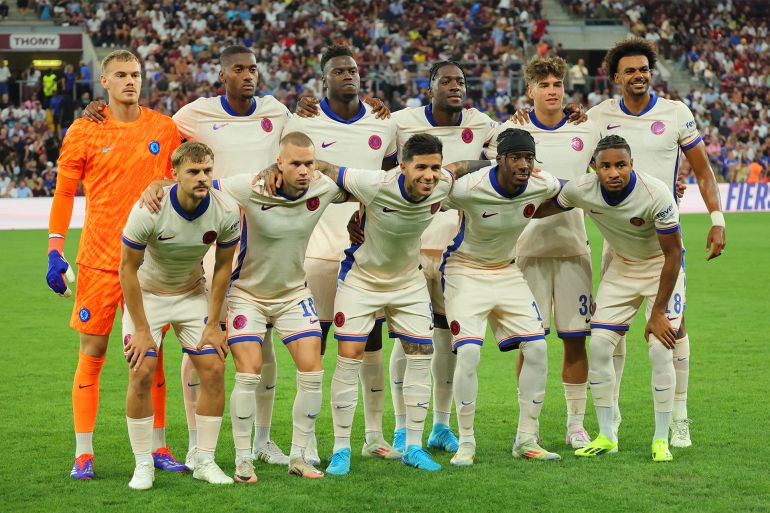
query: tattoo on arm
[
  {"left": 315, "top": 160, "right": 342, "bottom": 181},
  {"left": 401, "top": 341, "right": 434, "bottom": 355},
  {"left": 450, "top": 160, "right": 491, "bottom": 179}
]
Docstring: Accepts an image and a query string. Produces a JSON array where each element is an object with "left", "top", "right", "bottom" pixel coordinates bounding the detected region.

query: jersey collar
[
  {"left": 619, "top": 93, "right": 657, "bottom": 117},
  {"left": 276, "top": 186, "right": 308, "bottom": 201},
  {"left": 489, "top": 166, "right": 527, "bottom": 199},
  {"left": 320, "top": 98, "right": 366, "bottom": 124},
  {"left": 398, "top": 173, "right": 429, "bottom": 203},
  {"left": 424, "top": 104, "right": 462, "bottom": 127},
  {"left": 220, "top": 95, "right": 257, "bottom": 117},
  {"left": 600, "top": 170, "right": 637, "bottom": 206},
  {"left": 529, "top": 110, "right": 569, "bottom": 130},
  {"left": 170, "top": 184, "right": 211, "bottom": 220}
]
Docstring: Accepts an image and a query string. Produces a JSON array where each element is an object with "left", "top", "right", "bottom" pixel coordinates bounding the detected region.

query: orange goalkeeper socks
[{"left": 72, "top": 351, "right": 105, "bottom": 433}]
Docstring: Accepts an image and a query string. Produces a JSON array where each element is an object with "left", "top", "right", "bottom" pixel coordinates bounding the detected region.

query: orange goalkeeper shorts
[{"left": 70, "top": 265, "right": 123, "bottom": 336}]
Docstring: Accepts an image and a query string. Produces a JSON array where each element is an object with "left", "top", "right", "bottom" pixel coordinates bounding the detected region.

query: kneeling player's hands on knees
[
  {"left": 251, "top": 164, "right": 282, "bottom": 196},
  {"left": 706, "top": 225, "right": 725, "bottom": 261},
  {"left": 200, "top": 323, "right": 228, "bottom": 361},
  {"left": 82, "top": 99, "right": 107, "bottom": 123},
  {"left": 645, "top": 311, "right": 678, "bottom": 349},
  {"left": 296, "top": 96, "right": 320, "bottom": 118},
  {"left": 347, "top": 211, "right": 365, "bottom": 245},
  {"left": 125, "top": 329, "right": 156, "bottom": 371},
  {"left": 139, "top": 180, "right": 167, "bottom": 214},
  {"left": 362, "top": 96, "right": 391, "bottom": 119}
]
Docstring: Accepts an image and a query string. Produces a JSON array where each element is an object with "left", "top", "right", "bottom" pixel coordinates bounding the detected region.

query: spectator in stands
[
  {"left": 22, "top": 65, "right": 40, "bottom": 102},
  {"left": 12, "top": 178, "right": 32, "bottom": 198},
  {"left": 41, "top": 69, "right": 58, "bottom": 108},
  {"left": 0, "top": 170, "right": 9, "bottom": 196},
  {"left": 0, "top": 60, "right": 10, "bottom": 96},
  {"left": 569, "top": 57, "right": 589, "bottom": 99}
]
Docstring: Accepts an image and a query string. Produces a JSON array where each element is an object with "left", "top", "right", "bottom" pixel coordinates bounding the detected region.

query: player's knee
[
  {"left": 80, "top": 333, "right": 108, "bottom": 357},
  {"left": 521, "top": 339, "right": 547, "bottom": 367},
  {"left": 612, "top": 335, "right": 627, "bottom": 358},
  {"left": 648, "top": 336, "right": 674, "bottom": 372},
  {"left": 198, "top": 360, "right": 225, "bottom": 388},
  {"left": 129, "top": 362, "right": 156, "bottom": 393},
  {"left": 563, "top": 337, "right": 587, "bottom": 360},
  {"left": 456, "top": 344, "right": 481, "bottom": 373}
]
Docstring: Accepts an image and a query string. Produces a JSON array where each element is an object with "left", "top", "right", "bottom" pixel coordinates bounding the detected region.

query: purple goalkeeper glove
[{"left": 47, "top": 250, "right": 74, "bottom": 296}]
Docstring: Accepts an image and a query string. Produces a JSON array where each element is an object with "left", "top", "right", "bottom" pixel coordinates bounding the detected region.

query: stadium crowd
[{"left": 1, "top": 0, "right": 767, "bottom": 199}]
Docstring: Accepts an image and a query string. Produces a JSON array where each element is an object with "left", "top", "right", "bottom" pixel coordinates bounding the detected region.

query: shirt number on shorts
[
  {"left": 665, "top": 293, "right": 683, "bottom": 315},
  {"left": 578, "top": 294, "right": 593, "bottom": 316},
  {"left": 531, "top": 301, "right": 543, "bottom": 322},
  {"left": 298, "top": 298, "right": 318, "bottom": 317}
]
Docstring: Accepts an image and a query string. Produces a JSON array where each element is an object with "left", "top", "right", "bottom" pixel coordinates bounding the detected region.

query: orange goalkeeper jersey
[{"left": 53, "top": 107, "right": 180, "bottom": 271}]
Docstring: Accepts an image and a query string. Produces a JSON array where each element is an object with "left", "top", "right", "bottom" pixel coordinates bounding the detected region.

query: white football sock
[
  {"left": 454, "top": 344, "right": 481, "bottom": 438},
  {"left": 517, "top": 340, "right": 548, "bottom": 435},
  {"left": 127, "top": 416, "right": 154, "bottom": 466},
  {"left": 430, "top": 328, "right": 455, "bottom": 428},
  {"left": 253, "top": 332, "right": 276, "bottom": 452},
  {"left": 673, "top": 334, "right": 690, "bottom": 420},
  {"left": 360, "top": 350, "right": 385, "bottom": 435},
  {"left": 230, "top": 372, "right": 260, "bottom": 458},
  {"left": 181, "top": 353, "right": 199, "bottom": 452},
  {"left": 330, "top": 356, "right": 361, "bottom": 452},
  {"left": 564, "top": 382, "right": 587, "bottom": 429},
  {"left": 654, "top": 411, "right": 672, "bottom": 442},
  {"left": 404, "top": 353, "right": 432, "bottom": 448},
  {"left": 195, "top": 414, "right": 223, "bottom": 462},
  {"left": 649, "top": 335, "right": 675, "bottom": 414},
  {"left": 389, "top": 342, "right": 407, "bottom": 428},
  {"left": 589, "top": 329, "right": 622, "bottom": 441},
  {"left": 292, "top": 370, "right": 323, "bottom": 452},
  {"left": 596, "top": 406, "right": 615, "bottom": 442},
  {"left": 612, "top": 334, "right": 626, "bottom": 420},
  {"left": 75, "top": 432, "right": 93, "bottom": 457}
]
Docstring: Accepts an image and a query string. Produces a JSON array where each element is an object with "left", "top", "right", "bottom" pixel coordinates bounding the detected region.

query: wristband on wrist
[
  {"left": 710, "top": 211, "right": 725, "bottom": 227},
  {"left": 48, "top": 233, "right": 65, "bottom": 253}
]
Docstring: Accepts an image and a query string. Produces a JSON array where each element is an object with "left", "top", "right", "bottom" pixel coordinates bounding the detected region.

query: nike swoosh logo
[
  {"left": 158, "top": 235, "right": 175, "bottom": 240},
  {"left": 370, "top": 388, "right": 384, "bottom": 393},
  {"left": 187, "top": 383, "right": 200, "bottom": 387},
  {"left": 335, "top": 404, "right": 353, "bottom": 409},
  {"left": 461, "top": 400, "right": 474, "bottom": 405},
  {"left": 157, "top": 382, "right": 165, "bottom": 388},
  {"left": 212, "top": 123, "right": 230, "bottom": 130},
  {"left": 482, "top": 211, "right": 498, "bottom": 218},
  {"left": 589, "top": 209, "right": 603, "bottom": 215},
  {"left": 393, "top": 380, "right": 403, "bottom": 385},
  {"left": 78, "top": 384, "right": 94, "bottom": 389},
  {"left": 589, "top": 381, "right": 602, "bottom": 385},
  {"left": 307, "top": 412, "right": 320, "bottom": 419},
  {"left": 416, "top": 401, "right": 429, "bottom": 408},
  {"left": 309, "top": 319, "right": 319, "bottom": 324},
  {"left": 101, "top": 147, "right": 112, "bottom": 153},
  {"left": 382, "top": 207, "right": 400, "bottom": 213},
  {"left": 533, "top": 400, "right": 543, "bottom": 404},
  {"left": 654, "top": 386, "right": 671, "bottom": 392},
  {"left": 265, "top": 385, "right": 276, "bottom": 390},
  {"left": 667, "top": 317, "right": 679, "bottom": 321},
  {"left": 607, "top": 124, "right": 621, "bottom": 130},
  {"left": 237, "top": 415, "right": 251, "bottom": 420},
  {"left": 676, "top": 357, "right": 688, "bottom": 361},
  {"left": 261, "top": 205, "right": 276, "bottom": 211},
  {"left": 321, "top": 141, "right": 337, "bottom": 148}
]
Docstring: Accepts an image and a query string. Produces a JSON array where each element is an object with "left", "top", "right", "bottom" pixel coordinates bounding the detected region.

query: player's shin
[
  {"left": 181, "top": 353, "right": 200, "bottom": 452},
  {"left": 253, "top": 336, "right": 277, "bottom": 451},
  {"left": 230, "top": 373, "right": 260, "bottom": 459},
  {"left": 291, "top": 371, "right": 323, "bottom": 459},
  {"left": 672, "top": 334, "right": 690, "bottom": 421},
  {"left": 390, "top": 343, "right": 407, "bottom": 431},
  {"left": 151, "top": 348, "right": 166, "bottom": 452},
  {"left": 649, "top": 336, "right": 675, "bottom": 442},
  {"left": 360, "top": 350, "right": 385, "bottom": 443},
  {"left": 454, "top": 344, "right": 481, "bottom": 446},
  {"left": 72, "top": 351, "right": 106, "bottom": 456},
  {"left": 588, "top": 330, "right": 621, "bottom": 442},
  {"left": 516, "top": 340, "right": 547, "bottom": 443},
  {"left": 612, "top": 335, "right": 626, "bottom": 420},
  {"left": 430, "top": 328, "right": 455, "bottom": 429},
  {"left": 330, "top": 356, "right": 362, "bottom": 452},
  {"left": 403, "top": 354, "right": 432, "bottom": 448}
]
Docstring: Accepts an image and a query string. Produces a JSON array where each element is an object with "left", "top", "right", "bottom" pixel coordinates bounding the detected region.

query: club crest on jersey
[
  {"left": 461, "top": 128, "right": 474, "bottom": 143},
  {"left": 79, "top": 308, "right": 91, "bottom": 322},
  {"left": 431, "top": 203, "right": 441, "bottom": 214},
  {"left": 523, "top": 203, "right": 536, "bottom": 218},
  {"left": 148, "top": 140, "right": 160, "bottom": 155},
  {"left": 306, "top": 197, "right": 320, "bottom": 211},
  {"left": 450, "top": 320, "right": 461, "bottom": 335},
  {"left": 630, "top": 217, "right": 646, "bottom": 226},
  {"left": 261, "top": 118, "right": 273, "bottom": 132},
  {"left": 202, "top": 230, "right": 218, "bottom": 244},
  {"left": 233, "top": 315, "right": 247, "bottom": 330},
  {"left": 651, "top": 121, "right": 666, "bottom": 135},
  {"left": 334, "top": 312, "right": 345, "bottom": 327},
  {"left": 570, "top": 137, "right": 584, "bottom": 151},
  {"left": 368, "top": 135, "right": 382, "bottom": 150}
]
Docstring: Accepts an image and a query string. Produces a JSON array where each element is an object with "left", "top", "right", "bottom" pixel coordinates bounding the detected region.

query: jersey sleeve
[
  {"left": 444, "top": 172, "right": 472, "bottom": 210},
  {"left": 121, "top": 201, "right": 155, "bottom": 250},
  {"left": 283, "top": 114, "right": 303, "bottom": 134},
  {"left": 217, "top": 208, "right": 241, "bottom": 248},
  {"left": 554, "top": 180, "right": 578, "bottom": 210},
  {"left": 336, "top": 167, "right": 385, "bottom": 205},
  {"left": 651, "top": 186, "right": 680, "bottom": 234},
  {"left": 675, "top": 101, "right": 702, "bottom": 151},
  {"left": 539, "top": 170, "right": 563, "bottom": 199},
  {"left": 56, "top": 121, "right": 88, "bottom": 180},
  {"left": 164, "top": 123, "right": 182, "bottom": 178},
  {"left": 171, "top": 102, "right": 197, "bottom": 141},
  {"left": 384, "top": 120, "right": 398, "bottom": 159},
  {"left": 214, "top": 174, "right": 255, "bottom": 207}
]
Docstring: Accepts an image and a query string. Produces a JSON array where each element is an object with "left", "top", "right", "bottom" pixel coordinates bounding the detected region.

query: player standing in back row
[
  {"left": 46, "top": 50, "right": 182, "bottom": 479},
  {"left": 587, "top": 38, "right": 726, "bottom": 447}
]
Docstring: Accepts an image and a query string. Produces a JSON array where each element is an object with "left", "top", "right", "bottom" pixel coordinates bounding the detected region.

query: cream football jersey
[
  {"left": 392, "top": 105, "right": 498, "bottom": 251},
  {"left": 587, "top": 94, "right": 701, "bottom": 199},
  {"left": 172, "top": 95, "right": 290, "bottom": 178},
  {"left": 486, "top": 112, "right": 600, "bottom": 258},
  {"left": 284, "top": 99, "right": 397, "bottom": 262},
  {"left": 121, "top": 186, "right": 240, "bottom": 295},
  {"left": 336, "top": 166, "right": 455, "bottom": 291},
  {"left": 214, "top": 171, "right": 347, "bottom": 303},
  {"left": 442, "top": 166, "right": 561, "bottom": 274},
  {"left": 555, "top": 170, "right": 680, "bottom": 261}
]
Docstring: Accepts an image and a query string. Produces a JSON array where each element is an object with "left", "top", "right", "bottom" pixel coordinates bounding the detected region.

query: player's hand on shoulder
[
  {"left": 295, "top": 96, "right": 321, "bottom": 118},
  {"left": 564, "top": 102, "right": 588, "bottom": 124},
  {"left": 347, "top": 211, "right": 365, "bottom": 245},
  {"left": 140, "top": 180, "right": 167, "bottom": 214},
  {"left": 82, "top": 99, "right": 107, "bottom": 124},
  {"left": 362, "top": 96, "right": 391, "bottom": 119},
  {"left": 199, "top": 323, "right": 228, "bottom": 361},
  {"left": 251, "top": 164, "right": 282, "bottom": 196},
  {"left": 511, "top": 107, "right": 531, "bottom": 124},
  {"left": 676, "top": 174, "right": 687, "bottom": 199},
  {"left": 706, "top": 225, "right": 725, "bottom": 261},
  {"left": 124, "top": 329, "right": 156, "bottom": 371},
  {"left": 645, "top": 311, "right": 678, "bottom": 349}
]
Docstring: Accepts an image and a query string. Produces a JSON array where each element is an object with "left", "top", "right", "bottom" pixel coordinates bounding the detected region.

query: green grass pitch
[{"left": 1, "top": 213, "right": 768, "bottom": 512}]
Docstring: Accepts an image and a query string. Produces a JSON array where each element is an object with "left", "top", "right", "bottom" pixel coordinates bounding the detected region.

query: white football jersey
[
  {"left": 556, "top": 171, "right": 680, "bottom": 261},
  {"left": 172, "top": 95, "right": 290, "bottom": 179},
  {"left": 122, "top": 186, "right": 240, "bottom": 295},
  {"left": 392, "top": 105, "right": 498, "bottom": 251},
  {"left": 443, "top": 166, "right": 561, "bottom": 274},
  {"left": 336, "top": 166, "right": 455, "bottom": 291},
  {"left": 587, "top": 94, "right": 701, "bottom": 199},
  {"left": 487, "top": 112, "right": 600, "bottom": 257},
  {"left": 284, "top": 99, "right": 398, "bottom": 262},
  {"left": 214, "top": 172, "right": 347, "bottom": 303}
]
